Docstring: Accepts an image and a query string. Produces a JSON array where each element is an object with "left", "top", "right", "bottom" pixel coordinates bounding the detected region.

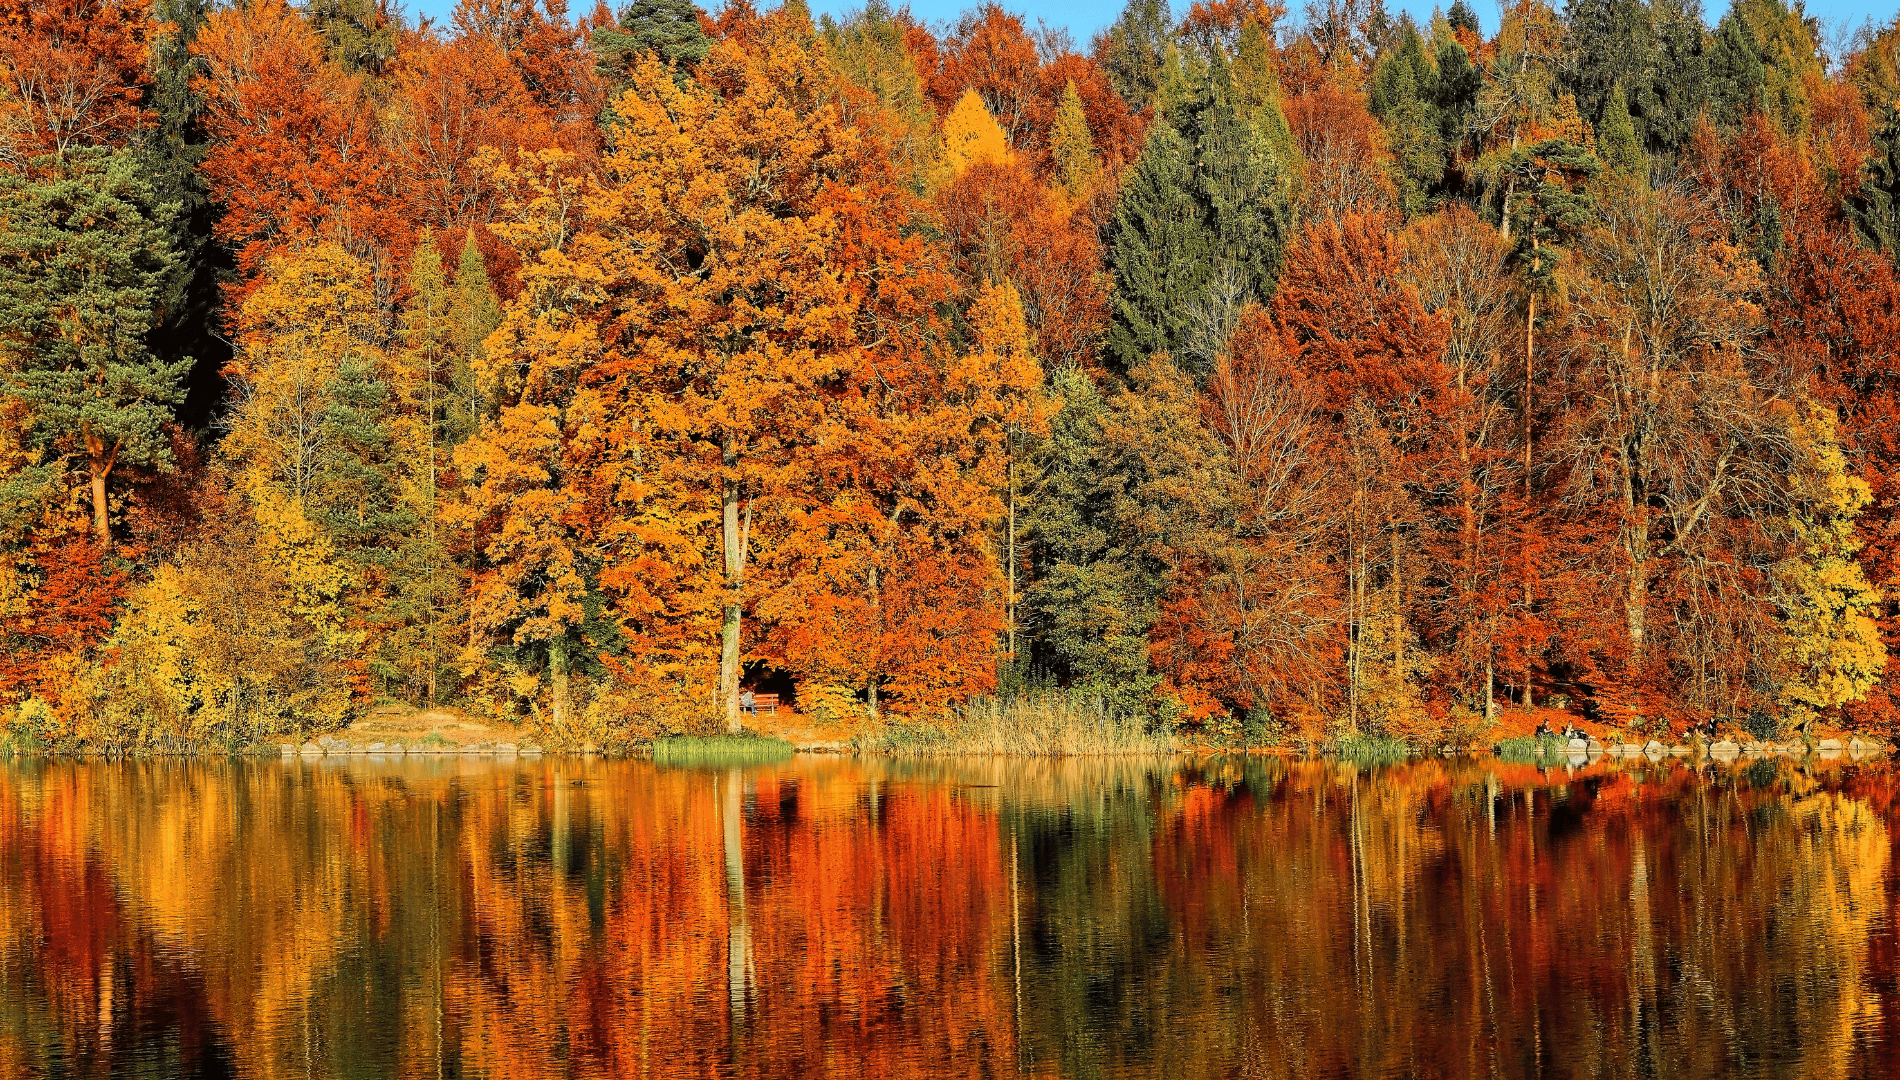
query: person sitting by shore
[
  {"left": 740, "top": 689, "right": 756, "bottom": 717},
  {"left": 1534, "top": 718, "right": 1555, "bottom": 738}
]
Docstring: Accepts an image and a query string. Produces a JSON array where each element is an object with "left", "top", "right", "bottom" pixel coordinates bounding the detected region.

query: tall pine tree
[
  {"left": 592, "top": 0, "right": 712, "bottom": 81},
  {"left": 1105, "top": 122, "right": 1207, "bottom": 370},
  {"left": 0, "top": 151, "right": 186, "bottom": 544},
  {"left": 1106, "top": 57, "right": 1292, "bottom": 372},
  {"left": 1851, "top": 105, "right": 1900, "bottom": 266},
  {"left": 144, "top": 0, "right": 231, "bottom": 431}
]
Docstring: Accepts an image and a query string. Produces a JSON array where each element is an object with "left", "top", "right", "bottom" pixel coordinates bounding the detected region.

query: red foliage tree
[{"left": 193, "top": 0, "right": 402, "bottom": 283}]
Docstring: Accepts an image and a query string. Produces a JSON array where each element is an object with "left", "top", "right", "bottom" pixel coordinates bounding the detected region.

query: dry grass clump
[{"left": 863, "top": 695, "right": 1176, "bottom": 756}]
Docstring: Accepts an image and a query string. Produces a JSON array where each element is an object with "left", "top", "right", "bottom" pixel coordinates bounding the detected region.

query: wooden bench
[{"left": 747, "top": 693, "right": 780, "bottom": 716}]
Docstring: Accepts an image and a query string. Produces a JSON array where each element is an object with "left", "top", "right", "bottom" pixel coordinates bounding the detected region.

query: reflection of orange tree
[
  {"left": 1137, "top": 758, "right": 1893, "bottom": 1078},
  {"left": 3, "top": 756, "right": 1897, "bottom": 1079}
]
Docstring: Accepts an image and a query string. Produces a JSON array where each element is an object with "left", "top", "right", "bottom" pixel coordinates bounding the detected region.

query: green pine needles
[
  {"left": 1105, "top": 49, "right": 1293, "bottom": 374},
  {"left": 0, "top": 149, "right": 188, "bottom": 545}
]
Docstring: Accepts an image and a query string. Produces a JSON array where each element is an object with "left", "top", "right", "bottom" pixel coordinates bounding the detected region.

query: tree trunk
[
  {"left": 549, "top": 637, "right": 569, "bottom": 731},
  {"left": 868, "top": 563, "right": 881, "bottom": 720},
  {"left": 720, "top": 437, "right": 745, "bottom": 734},
  {"left": 1521, "top": 278, "right": 1535, "bottom": 709},
  {"left": 1626, "top": 523, "right": 1648, "bottom": 665},
  {"left": 85, "top": 431, "right": 116, "bottom": 545},
  {"left": 1485, "top": 654, "right": 1495, "bottom": 721},
  {"left": 1390, "top": 524, "right": 1403, "bottom": 699},
  {"left": 1007, "top": 433, "right": 1017, "bottom": 666}
]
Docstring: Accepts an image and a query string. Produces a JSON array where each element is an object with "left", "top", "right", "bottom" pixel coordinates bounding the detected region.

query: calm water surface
[{"left": 2, "top": 753, "right": 1897, "bottom": 1078}]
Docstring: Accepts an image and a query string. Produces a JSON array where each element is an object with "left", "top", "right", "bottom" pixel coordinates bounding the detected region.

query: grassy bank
[{"left": 858, "top": 696, "right": 1175, "bottom": 756}]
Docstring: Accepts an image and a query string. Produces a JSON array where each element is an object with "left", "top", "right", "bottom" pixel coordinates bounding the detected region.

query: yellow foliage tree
[
  {"left": 1048, "top": 80, "right": 1098, "bottom": 197},
  {"left": 942, "top": 87, "right": 1014, "bottom": 177},
  {"left": 1777, "top": 406, "right": 1887, "bottom": 726}
]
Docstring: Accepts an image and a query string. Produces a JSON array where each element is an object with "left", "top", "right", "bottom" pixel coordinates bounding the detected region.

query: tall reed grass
[
  {"left": 861, "top": 695, "right": 1176, "bottom": 756},
  {"left": 1493, "top": 734, "right": 1570, "bottom": 762},
  {"left": 651, "top": 732, "right": 795, "bottom": 766},
  {"left": 1329, "top": 732, "right": 1413, "bottom": 763}
]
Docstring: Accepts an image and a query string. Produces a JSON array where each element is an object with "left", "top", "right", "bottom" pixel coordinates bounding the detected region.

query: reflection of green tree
[{"left": 1003, "top": 769, "right": 1170, "bottom": 1079}]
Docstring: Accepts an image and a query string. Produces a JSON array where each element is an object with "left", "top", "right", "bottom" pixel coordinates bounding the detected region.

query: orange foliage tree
[
  {"left": 192, "top": 0, "right": 398, "bottom": 282},
  {"left": 461, "top": 8, "right": 1035, "bottom": 736},
  {"left": 0, "top": 0, "right": 153, "bottom": 164}
]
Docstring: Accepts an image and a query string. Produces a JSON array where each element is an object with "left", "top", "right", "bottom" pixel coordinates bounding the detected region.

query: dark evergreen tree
[
  {"left": 0, "top": 151, "right": 188, "bottom": 544},
  {"left": 1447, "top": 0, "right": 1482, "bottom": 35},
  {"left": 449, "top": 233, "right": 503, "bottom": 444},
  {"left": 1563, "top": 0, "right": 1656, "bottom": 135},
  {"left": 1105, "top": 122, "right": 1207, "bottom": 370},
  {"left": 306, "top": 0, "right": 397, "bottom": 75},
  {"left": 1434, "top": 34, "right": 1482, "bottom": 145},
  {"left": 1505, "top": 139, "right": 1600, "bottom": 282},
  {"left": 1598, "top": 83, "right": 1643, "bottom": 175},
  {"left": 1370, "top": 23, "right": 1446, "bottom": 216},
  {"left": 1645, "top": 0, "right": 1709, "bottom": 154},
  {"left": 1107, "top": 55, "right": 1292, "bottom": 373},
  {"left": 1023, "top": 369, "right": 1160, "bottom": 706},
  {"left": 1098, "top": 0, "right": 1173, "bottom": 109},
  {"left": 591, "top": 0, "right": 712, "bottom": 81},
  {"left": 145, "top": 0, "right": 232, "bottom": 431},
  {"left": 1706, "top": 9, "right": 1768, "bottom": 128},
  {"left": 1849, "top": 105, "right": 1900, "bottom": 265},
  {"left": 313, "top": 359, "right": 415, "bottom": 567},
  {"left": 1190, "top": 57, "right": 1290, "bottom": 337},
  {"left": 1562, "top": 0, "right": 1708, "bottom": 157}
]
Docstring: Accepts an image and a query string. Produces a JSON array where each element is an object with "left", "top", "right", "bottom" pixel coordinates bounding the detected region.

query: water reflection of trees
[{"left": 0, "top": 756, "right": 1896, "bottom": 1077}]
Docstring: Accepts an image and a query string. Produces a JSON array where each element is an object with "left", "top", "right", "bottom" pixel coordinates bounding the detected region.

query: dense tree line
[{"left": 3, "top": 0, "right": 1900, "bottom": 748}]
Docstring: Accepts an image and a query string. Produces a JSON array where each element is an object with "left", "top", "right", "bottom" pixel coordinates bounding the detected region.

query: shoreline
[{"left": 0, "top": 739, "right": 1888, "bottom": 762}]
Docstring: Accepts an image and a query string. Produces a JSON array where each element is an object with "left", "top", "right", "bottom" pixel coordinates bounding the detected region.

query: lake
[{"left": 1, "top": 753, "right": 1896, "bottom": 1078}]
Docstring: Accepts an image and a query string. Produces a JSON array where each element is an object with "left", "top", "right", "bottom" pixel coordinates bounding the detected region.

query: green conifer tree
[
  {"left": 0, "top": 151, "right": 187, "bottom": 544},
  {"left": 1370, "top": 23, "right": 1445, "bottom": 217},
  {"left": 448, "top": 234, "right": 502, "bottom": 444},
  {"left": 1850, "top": 105, "right": 1900, "bottom": 265},
  {"left": 1192, "top": 57, "right": 1290, "bottom": 315},
  {"left": 1023, "top": 369, "right": 1160, "bottom": 708},
  {"left": 305, "top": 0, "right": 397, "bottom": 75},
  {"left": 1647, "top": 0, "right": 1709, "bottom": 154},
  {"left": 1233, "top": 17, "right": 1302, "bottom": 206},
  {"left": 1433, "top": 32, "right": 1481, "bottom": 143},
  {"left": 1100, "top": 0, "right": 1173, "bottom": 108},
  {"left": 1448, "top": 0, "right": 1481, "bottom": 34},
  {"left": 1563, "top": 0, "right": 1656, "bottom": 135},
  {"left": 592, "top": 0, "right": 712, "bottom": 81},
  {"left": 1108, "top": 57, "right": 1292, "bottom": 372},
  {"left": 1597, "top": 83, "right": 1644, "bottom": 176},
  {"left": 1707, "top": 9, "right": 1769, "bottom": 129},
  {"left": 1105, "top": 122, "right": 1208, "bottom": 371},
  {"left": 145, "top": 0, "right": 230, "bottom": 431}
]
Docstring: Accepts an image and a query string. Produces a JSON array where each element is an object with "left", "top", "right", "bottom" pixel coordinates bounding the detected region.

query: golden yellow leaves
[
  {"left": 942, "top": 88, "right": 1014, "bottom": 177},
  {"left": 1778, "top": 406, "right": 1886, "bottom": 721}
]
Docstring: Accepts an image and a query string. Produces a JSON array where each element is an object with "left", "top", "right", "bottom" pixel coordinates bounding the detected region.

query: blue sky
[{"left": 405, "top": 0, "right": 1899, "bottom": 56}]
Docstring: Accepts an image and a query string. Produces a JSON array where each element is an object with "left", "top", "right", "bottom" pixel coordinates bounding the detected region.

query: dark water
[{"left": 2, "top": 753, "right": 1897, "bottom": 1078}]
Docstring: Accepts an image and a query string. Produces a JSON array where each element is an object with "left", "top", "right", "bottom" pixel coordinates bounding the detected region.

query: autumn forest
[{"left": 4, "top": 0, "right": 1900, "bottom": 751}]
